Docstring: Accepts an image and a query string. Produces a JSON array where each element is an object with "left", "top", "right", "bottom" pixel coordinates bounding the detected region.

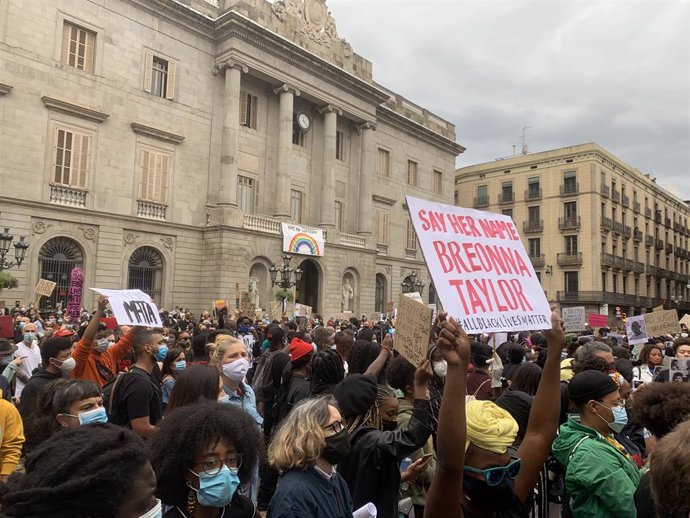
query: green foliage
[
  {"left": 274, "top": 289, "right": 294, "bottom": 302},
  {"left": 0, "top": 271, "right": 19, "bottom": 291}
]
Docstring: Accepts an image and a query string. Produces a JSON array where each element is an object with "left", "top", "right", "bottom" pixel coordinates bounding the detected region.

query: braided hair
[
  {"left": 0, "top": 424, "right": 149, "bottom": 517},
  {"left": 343, "top": 385, "right": 390, "bottom": 434},
  {"left": 310, "top": 349, "right": 345, "bottom": 396}
]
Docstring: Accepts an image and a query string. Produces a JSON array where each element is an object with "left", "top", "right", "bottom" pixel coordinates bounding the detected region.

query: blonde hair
[
  {"left": 269, "top": 396, "right": 335, "bottom": 471},
  {"left": 210, "top": 336, "right": 243, "bottom": 366}
]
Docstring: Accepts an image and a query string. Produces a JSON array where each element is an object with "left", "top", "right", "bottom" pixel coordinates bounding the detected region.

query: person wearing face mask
[
  {"left": 71, "top": 296, "right": 140, "bottom": 387},
  {"left": 0, "top": 423, "right": 159, "bottom": 517},
  {"left": 0, "top": 338, "right": 24, "bottom": 401},
  {"left": 267, "top": 396, "right": 353, "bottom": 518},
  {"left": 552, "top": 370, "right": 642, "bottom": 518},
  {"left": 13, "top": 321, "right": 41, "bottom": 399},
  {"left": 273, "top": 338, "right": 315, "bottom": 428},
  {"left": 150, "top": 402, "right": 261, "bottom": 518},
  {"left": 109, "top": 330, "right": 164, "bottom": 438},
  {"left": 17, "top": 336, "right": 76, "bottom": 421},
  {"left": 161, "top": 347, "right": 186, "bottom": 412}
]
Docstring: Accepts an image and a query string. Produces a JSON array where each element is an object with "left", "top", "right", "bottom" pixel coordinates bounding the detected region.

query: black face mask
[
  {"left": 382, "top": 420, "right": 398, "bottom": 432},
  {"left": 321, "top": 428, "right": 351, "bottom": 465},
  {"left": 463, "top": 475, "right": 516, "bottom": 513}
]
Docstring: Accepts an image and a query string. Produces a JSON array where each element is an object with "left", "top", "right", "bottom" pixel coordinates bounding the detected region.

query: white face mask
[
  {"left": 138, "top": 499, "right": 162, "bottom": 518},
  {"left": 222, "top": 358, "right": 250, "bottom": 382},
  {"left": 433, "top": 360, "right": 448, "bottom": 379},
  {"left": 57, "top": 357, "right": 76, "bottom": 372}
]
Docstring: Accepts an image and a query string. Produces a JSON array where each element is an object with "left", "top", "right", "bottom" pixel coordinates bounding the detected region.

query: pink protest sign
[
  {"left": 406, "top": 196, "right": 551, "bottom": 333},
  {"left": 588, "top": 313, "right": 609, "bottom": 327},
  {"left": 66, "top": 267, "right": 84, "bottom": 318}
]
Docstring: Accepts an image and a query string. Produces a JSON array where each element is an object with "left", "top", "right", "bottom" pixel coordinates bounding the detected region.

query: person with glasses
[
  {"left": 266, "top": 396, "right": 353, "bottom": 518},
  {"left": 150, "top": 402, "right": 262, "bottom": 518},
  {"left": 553, "top": 370, "right": 642, "bottom": 518}
]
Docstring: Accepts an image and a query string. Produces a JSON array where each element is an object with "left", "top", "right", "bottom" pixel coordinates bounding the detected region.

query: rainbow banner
[{"left": 281, "top": 223, "right": 325, "bottom": 257}]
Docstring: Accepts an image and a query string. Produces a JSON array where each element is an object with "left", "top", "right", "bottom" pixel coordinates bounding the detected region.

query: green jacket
[
  {"left": 396, "top": 398, "right": 436, "bottom": 506},
  {"left": 552, "top": 416, "right": 642, "bottom": 518}
]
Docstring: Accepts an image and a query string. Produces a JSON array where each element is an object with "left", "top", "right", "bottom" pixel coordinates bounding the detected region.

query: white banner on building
[{"left": 281, "top": 223, "right": 325, "bottom": 257}]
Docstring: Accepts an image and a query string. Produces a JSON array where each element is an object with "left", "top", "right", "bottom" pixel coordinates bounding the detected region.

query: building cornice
[
  {"left": 41, "top": 96, "right": 109, "bottom": 123},
  {"left": 0, "top": 83, "right": 12, "bottom": 96},
  {"left": 130, "top": 123, "right": 185, "bottom": 144},
  {"left": 376, "top": 105, "right": 465, "bottom": 156},
  {"left": 372, "top": 194, "right": 397, "bottom": 206}
]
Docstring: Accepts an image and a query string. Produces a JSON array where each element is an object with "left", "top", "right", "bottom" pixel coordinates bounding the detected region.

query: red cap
[
  {"left": 289, "top": 338, "right": 314, "bottom": 362},
  {"left": 54, "top": 328, "right": 75, "bottom": 338}
]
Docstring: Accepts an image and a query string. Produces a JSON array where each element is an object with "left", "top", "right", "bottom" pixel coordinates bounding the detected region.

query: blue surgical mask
[
  {"left": 174, "top": 360, "right": 187, "bottom": 372},
  {"left": 239, "top": 325, "right": 250, "bottom": 334},
  {"left": 66, "top": 406, "right": 109, "bottom": 426},
  {"left": 595, "top": 401, "right": 628, "bottom": 434},
  {"left": 23, "top": 333, "right": 36, "bottom": 343},
  {"left": 155, "top": 344, "right": 168, "bottom": 361},
  {"left": 95, "top": 338, "right": 110, "bottom": 353},
  {"left": 188, "top": 465, "right": 240, "bottom": 507}
]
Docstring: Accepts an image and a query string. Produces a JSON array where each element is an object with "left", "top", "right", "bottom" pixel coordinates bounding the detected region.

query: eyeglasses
[
  {"left": 323, "top": 420, "right": 344, "bottom": 434},
  {"left": 194, "top": 454, "right": 243, "bottom": 476},
  {"left": 464, "top": 457, "right": 522, "bottom": 487}
]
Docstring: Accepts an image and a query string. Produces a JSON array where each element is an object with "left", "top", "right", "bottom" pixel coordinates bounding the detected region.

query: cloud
[{"left": 328, "top": 0, "right": 690, "bottom": 199}]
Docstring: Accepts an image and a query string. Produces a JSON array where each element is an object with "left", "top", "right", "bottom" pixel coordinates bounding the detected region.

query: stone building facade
[
  {"left": 455, "top": 143, "right": 690, "bottom": 320},
  {"left": 0, "top": 0, "right": 464, "bottom": 317}
]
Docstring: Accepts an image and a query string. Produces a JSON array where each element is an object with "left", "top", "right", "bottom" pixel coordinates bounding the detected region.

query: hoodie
[
  {"left": 17, "top": 368, "right": 67, "bottom": 420},
  {"left": 552, "top": 416, "right": 641, "bottom": 518}
]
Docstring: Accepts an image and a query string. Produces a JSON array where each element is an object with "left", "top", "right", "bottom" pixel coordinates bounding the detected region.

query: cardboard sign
[
  {"left": 626, "top": 315, "right": 648, "bottom": 345},
  {"left": 653, "top": 305, "right": 664, "bottom": 312},
  {"left": 35, "top": 279, "right": 57, "bottom": 297},
  {"left": 680, "top": 314, "right": 690, "bottom": 329},
  {"left": 282, "top": 223, "right": 325, "bottom": 257},
  {"left": 562, "top": 307, "right": 586, "bottom": 332},
  {"left": 239, "top": 292, "right": 255, "bottom": 318},
  {"left": 406, "top": 196, "right": 551, "bottom": 333},
  {"left": 295, "top": 303, "right": 312, "bottom": 318},
  {"left": 91, "top": 288, "right": 163, "bottom": 327},
  {"left": 0, "top": 315, "right": 13, "bottom": 339},
  {"left": 644, "top": 309, "right": 680, "bottom": 337},
  {"left": 394, "top": 293, "right": 433, "bottom": 366},
  {"left": 214, "top": 300, "right": 227, "bottom": 310},
  {"left": 588, "top": 313, "right": 609, "bottom": 327}
]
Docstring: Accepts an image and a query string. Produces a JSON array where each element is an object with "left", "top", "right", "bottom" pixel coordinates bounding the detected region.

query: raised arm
[
  {"left": 72, "top": 296, "right": 108, "bottom": 362},
  {"left": 425, "top": 315, "right": 470, "bottom": 518},
  {"left": 514, "top": 309, "right": 565, "bottom": 502},
  {"left": 363, "top": 333, "right": 393, "bottom": 377}
]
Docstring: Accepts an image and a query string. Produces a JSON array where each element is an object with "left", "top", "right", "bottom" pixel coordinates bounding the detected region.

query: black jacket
[
  {"left": 336, "top": 399, "right": 433, "bottom": 518},
  {"left": 268, "top": 467, "right": 353, "bottom": 518},
  {"left": 17, "top": 368, "right": 67, "bottom": 420}
]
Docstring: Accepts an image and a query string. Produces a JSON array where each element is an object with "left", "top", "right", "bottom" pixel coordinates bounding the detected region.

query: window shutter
[
  {"left": 61, "top": 23, "right": 71, "bottom": 65},
  {"left": 74, "top": 133, "right": 90, "bottom": 188},
  {"left": 143, "top": 52, "right": 153, "bottom": 93},
  {"left": 250, "top": 95, "right": 257, "bottom": 129},
  {"left": 160, "top": 153, "right": 169, "bottom": 204},
  {"left": 84, "top": 31, "right": 95, "bottom": 73},
  {"left": 139, "top": 149, "right": 150, "bottom": 200},
  {"left": 252, "top": 179, "right": 259, "bottom": 214},
  {"left": 239, "top": 91, "right": 248, "bottom": 126},
  {"left": 165, "top": 60, "right": 176, "bottom": 100}
]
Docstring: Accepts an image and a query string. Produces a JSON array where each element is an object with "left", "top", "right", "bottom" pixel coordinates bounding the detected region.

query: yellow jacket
[{"left": 0, "top": 390, "right": 24, "bottom": 476}]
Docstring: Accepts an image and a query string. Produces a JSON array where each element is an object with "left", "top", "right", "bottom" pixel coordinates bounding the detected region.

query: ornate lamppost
[
  {"left": 269, "top": 254, "right": 302, "bottom": 315},
  {"left": 401, "top": 271, "right": 424, "bottom": 296},
  {"left": 0, "top": 228, "right": 29, "bottom": 271}
]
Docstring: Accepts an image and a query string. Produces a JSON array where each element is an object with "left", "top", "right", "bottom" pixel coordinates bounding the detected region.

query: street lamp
[
  {"left": 269, "top": 254, "right": 302, "bottom": 290},
  {"left": 0, "top": 228, "right": 29, "bottom": 271},
  {"left": 401, "top": 271, "right": 424, "bottom": 296}
]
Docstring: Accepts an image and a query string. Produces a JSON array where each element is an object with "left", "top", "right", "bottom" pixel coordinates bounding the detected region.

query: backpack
[
  {"left": 251, "top": 350, "right": 279, "bottom": 403},
  {"left": 103, "top": 367, "right": 158, "bottom": 426}
]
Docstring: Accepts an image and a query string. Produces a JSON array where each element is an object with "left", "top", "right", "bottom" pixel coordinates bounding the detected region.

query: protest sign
[
  {"left": 562, "top": 307, "right": 586, "bottom": 332},
  {"left": 588, "top": 313, "right": 609, "bottom": 327},
  {"left": 67, "top": 267, "right": 84, "bottom": 318},
  {"left": 680, "top": 314, "right": 690, "bottom": 329},
  {"left": 295, "top": 303, "right": 312, "bottom": 318},
  {"left": 214, "top": 300, "right": 227, "bottom": 311},
  {"left": 239, "top": 292, "right": 255, "bottom": 317},
  {"left": 653, "top": 305, "right": 664, "bottom": 312},
  {"left": 404, "top": 292, "right": 424, "bottom": 303},
  {"left": 664, "top": 357, "right": 690, "bottom": 383},
  {"left": 0, "top": 315, "right": 13, "bottom": 339},
  {"left": 644, "top": 309, "right": 680, "bottom": 337},
  {"left": 35, "top": 279, "right": 57, "bottom": 298},
  {"left": 406, "top": 196, "right": 551, "bottom": 333},
  {"left": 626, "top": 315, "right": 648, "bottom": 345},
  {"left": 281, "top": 223, "right": 325, "bottom": 257},
  {"left": 91, "top": 288, "right": 163, "bottom": 327},
  {"left": 394, "top": 293, "right": 433, "bottom": 365}
]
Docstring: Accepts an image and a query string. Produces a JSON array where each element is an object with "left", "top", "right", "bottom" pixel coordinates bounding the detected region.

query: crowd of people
[{"left": 0, "top": 296, "right": 688, "bottom": 518}]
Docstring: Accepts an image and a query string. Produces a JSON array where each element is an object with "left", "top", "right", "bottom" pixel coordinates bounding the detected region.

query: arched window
[
  {"left": 127, "top": 247, "right": 163, "bottom": 304},
  {"left": 375, "top": 274, "right": 386, "bottom": 313},
  {"left": 39, "top": 237, "right": 84, "bottom": 310}
]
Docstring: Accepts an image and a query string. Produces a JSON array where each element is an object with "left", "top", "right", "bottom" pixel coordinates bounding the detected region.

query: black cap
[
  {"left": 266, "top": 324, "right": 285, "bottom": 342},
  {"left": 569, "top": 370, "right": 618, "bottom": 404},
  {"left": 495, "top": 390, "right": 534, "bottom": 438},
  {"left": 333, "top": 374, "right": 378, "bottom": 418}
]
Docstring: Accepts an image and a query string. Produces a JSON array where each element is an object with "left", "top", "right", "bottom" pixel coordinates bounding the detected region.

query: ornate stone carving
[
  {"left": 123, "top": 232, "right": 138, "bottom": 245},
  {"left": 211, "top": 59, "right": 249, "bottom": 77},
  {"left": 78, "top": 226, "right": 97, "bottom": 241},
  {"left": 32, "top": 221, "right": 49, "bottom": 234},
  {"left": 160, "top": 237, "right": 174, "bottom": 250},
  {"left": 383, "top": 265, "right": 392, "bottom": 275},
  {"left": 271, "top": 0, "right": 348, "bottom": 49},
  {"left": 272, "top": 0, "right": 303, "bottom": 22}
]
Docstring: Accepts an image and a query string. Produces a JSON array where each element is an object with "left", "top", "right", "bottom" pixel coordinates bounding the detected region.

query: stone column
[
  {"left": 319, "top": 105, "right": 340, "bottom": 227},
  {"left": 357, "top": 122, "right": 376, "bottom": 234},
  {"left": 274, "top": 84, "right": 300, "bottom": 218},
  {"left": 212, "top": 60, "right": 247, "bottom": 207}
]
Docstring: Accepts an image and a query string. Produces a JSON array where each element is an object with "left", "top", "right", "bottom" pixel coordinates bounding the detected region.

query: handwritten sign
[
  {"left": 588, "top": 313, "right": 609, "bottom": 327},
  {"left": 406, "top": 196, "right": 551, "bottom": 333},
  {"left": 35, "top": 279, "right": 57, "bottom": 297},
  {"left": 625, "top": 315, "right": 648, "bottom": 345},
  {"left": 562, "top": 307, "right": 586, "bottom": 332},
  {"left": 91, "top": 288, "right": 163, "bottom": 327},
  {"left": 66, "top": 267, "right": 84, "bottom": 318},
  {"left": 644, "top": 309, "right": 680, "bottom": 337},
  {"left": 295, "top": 303, "right": 312, "bottom": 318},
  {"left": 394, "top": 293, "right": 433, "bottom": 366},
  {"left": 282, "top": 223, "right": 325, "bottom": 257}
]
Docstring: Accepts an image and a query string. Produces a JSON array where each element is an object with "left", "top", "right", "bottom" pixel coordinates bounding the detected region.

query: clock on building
[{"left": 296, "top": 112, "right": 311, "bottom": 132}]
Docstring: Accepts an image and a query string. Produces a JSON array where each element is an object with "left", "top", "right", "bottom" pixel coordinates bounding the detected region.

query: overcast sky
[{"left": 328, "top": 0, "right": 690, "bottom": 200}]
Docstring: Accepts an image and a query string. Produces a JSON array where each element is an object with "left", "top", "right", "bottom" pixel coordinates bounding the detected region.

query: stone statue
[
  {"left": 249, "top": 276, "right": 260, "bottom": 309},
  {"left": 342, "top": 278, "right": 354, "bottom": 312}
]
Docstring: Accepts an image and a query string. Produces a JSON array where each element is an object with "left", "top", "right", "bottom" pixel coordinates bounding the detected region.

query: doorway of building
[{"left": 296, "top": 259, "right": 319, "bottom": 313}]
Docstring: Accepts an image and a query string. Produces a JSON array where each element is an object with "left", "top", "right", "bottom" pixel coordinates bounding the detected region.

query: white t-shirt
[{"left": 15, "top": 340, "right": 42, "bottom": 397}]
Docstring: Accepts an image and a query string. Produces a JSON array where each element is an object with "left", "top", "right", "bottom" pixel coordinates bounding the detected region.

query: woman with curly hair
[
  {"left": 632, "top": 344, "right": 664, "bottom": 384},
  {"left": 150, "top": 402, "right": 262, "bottom": 518},
  {"left": 0, "top": 423, "right": 158, "bottom": 518},
  {"left": 267, "top": 396, "right": 353, "bottom": 518}
]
